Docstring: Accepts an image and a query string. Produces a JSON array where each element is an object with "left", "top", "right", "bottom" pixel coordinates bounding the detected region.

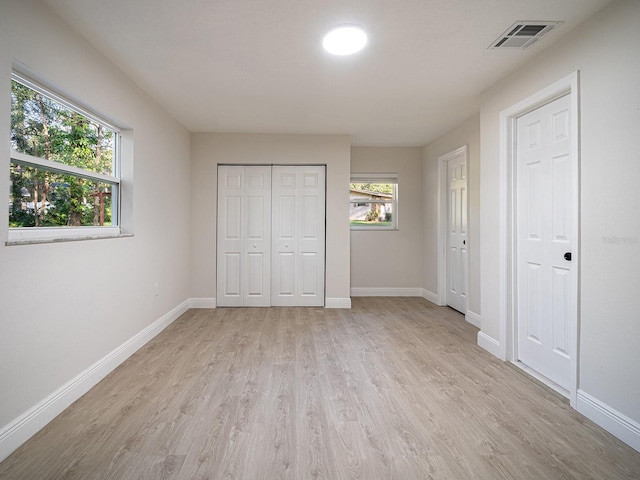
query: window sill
[
  {"left": 6, "top": 229, "right": 133, "bottom": 246},
  {"left": 350, "top": 226, "right": 399, "bottom": 231}
]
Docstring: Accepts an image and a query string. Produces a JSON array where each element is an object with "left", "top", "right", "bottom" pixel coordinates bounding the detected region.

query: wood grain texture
[{"left": 1, "top": 297, "right": 639, "bottom": 479}]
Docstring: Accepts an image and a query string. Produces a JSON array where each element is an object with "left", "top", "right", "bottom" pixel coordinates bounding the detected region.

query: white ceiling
[{"left": 43, "top": 0, "right": 612, "bottom": 146}]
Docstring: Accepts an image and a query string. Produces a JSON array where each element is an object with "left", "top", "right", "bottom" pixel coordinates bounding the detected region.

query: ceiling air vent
[{"left": 489, "top": 21, "right": 562, "bottom": 50}]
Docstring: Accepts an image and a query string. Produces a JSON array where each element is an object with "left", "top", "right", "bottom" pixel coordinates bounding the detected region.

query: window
[
  {"left": 350, "top": 173, "right": 398, "bottom": 230},
  {"left": 9, "top": 72, "right": 121, "bottom": 242}
]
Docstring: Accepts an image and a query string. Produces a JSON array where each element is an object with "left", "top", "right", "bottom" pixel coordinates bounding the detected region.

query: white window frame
[
  {"left": 8, "top": 71, "right": 123, "bottom": 244},
  {"left": 349, "top": 173, "right": 398, "bottom": 230}
]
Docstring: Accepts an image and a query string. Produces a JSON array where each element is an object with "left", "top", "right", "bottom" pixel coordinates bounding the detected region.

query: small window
[
  {"left": 350, "top": 173, "right": 398, "bottom": 230},
  {"left": 9, "top": 72, "right": 121, "bottom": 242}
]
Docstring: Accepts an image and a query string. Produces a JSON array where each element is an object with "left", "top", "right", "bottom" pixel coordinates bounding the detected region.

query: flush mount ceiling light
[{"left": 322, "top": 25, "right": 368, "bottom": 55}]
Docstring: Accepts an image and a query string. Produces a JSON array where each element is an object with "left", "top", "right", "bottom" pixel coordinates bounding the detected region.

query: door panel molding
[{"left": 497, "top": 71, "right": 580, "bottom": 406}]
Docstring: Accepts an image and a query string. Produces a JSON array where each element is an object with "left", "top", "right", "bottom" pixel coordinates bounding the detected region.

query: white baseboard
[
  {"left": 0, "top": 299, "right": 190, "bottom": 463},
  {"left": 189, "top": 297, "right": 348, "bottom": 309},
  {"left": 465, "top": 310, "right": 482, "bottom": 328},
  {"left": 351, "top": 287, "right": 423, "bottom": 297},
  {"left": 421, "top": 289, "right": 439, "bottom": 305},
  {"left": 477, "top": 331, "right": 501, "bottom": 359},
  {"left": 577, "top": 390, "right": 640, "bottom": 453},
  {"left": 325, "top": 298, "right": 352, "bottom": 309},
  {"left": 189, "top": 297, "right": 216, "bottom": 308}
]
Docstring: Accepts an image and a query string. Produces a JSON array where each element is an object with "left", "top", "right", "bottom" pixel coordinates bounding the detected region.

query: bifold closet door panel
[
  {"left": 217, "top": 166, "right": 243, "bottom": 307},
  {"left": 271, "top": 166, "right": 325, "bottom": 306},
  {"left": 216, "top": 166, "right": 271, "bottom": 307},
  {"left": 243, "top": 166, "right": 271, "bottom": 306}
]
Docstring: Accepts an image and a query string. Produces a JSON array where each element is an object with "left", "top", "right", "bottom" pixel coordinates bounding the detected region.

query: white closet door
[
  {"left": 217, "top": 166, "right": 271, "bottom": 307},
  {"left": 243, "top": 167, "right": 272, "bottom": 306},
  {"left": 271, "top": 166, "right": 325, "bottom": 306}
]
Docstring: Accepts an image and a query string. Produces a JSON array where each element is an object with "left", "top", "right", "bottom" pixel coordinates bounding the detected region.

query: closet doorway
[{"left": 216, "top": 165, "right": 326, "bottom": 307}]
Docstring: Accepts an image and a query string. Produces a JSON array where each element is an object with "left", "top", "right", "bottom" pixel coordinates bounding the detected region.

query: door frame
[
  {"left": 437, "top": 145, "right": 469, "bottom": 315},
  {"left": 498, "top": 71, "right": 580, "bottom": 406}
]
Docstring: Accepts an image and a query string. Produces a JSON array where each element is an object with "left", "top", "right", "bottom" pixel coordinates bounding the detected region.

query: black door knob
[{"left": 564, "top": 252, "right": 572, "bottom": 261}]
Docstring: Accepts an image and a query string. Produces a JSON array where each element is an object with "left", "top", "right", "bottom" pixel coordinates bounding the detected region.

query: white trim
[
  {"left": 477, "top": 331, "right": 501, "bottom": 358},
  {"left": 437, "top": 145, "right": 469, "bottom": 307},
  {"left": 0, "top": 300, "right": 189, "bottom": 463},
  {"left": 465, "top": 310, "right": 482, "bottom": 328},
  {"left": 421, "top": 288, "right": 440, "bottom": 305},
  {"left": 350, "top": 172, "right": 398, "bottom": 183},
  {"left": 498, "top": 71, "right": 580, "bottom": 406},
  {"left": 577, "top": 390, "right": 640, "bottom": 453},
  {"left": 325, "top": 298, "right": 352, "bottom": 309},
  {"left": 11, "top": 150, "right": 120, "bottom": 185},
  {"left": 189, "top": 297, "right": 217, "bottom": 309},
  {"left": 351, "top": 287, "right": 423, "bottom": 297},
  {"left": 7, "top": 226, "right": 122, "bottom": 244}
]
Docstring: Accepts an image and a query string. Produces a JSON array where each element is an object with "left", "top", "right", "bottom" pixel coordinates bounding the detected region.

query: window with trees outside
[
  {"left": 9, "top": 72, "right": 121, "bottom": 243},
  {"left": 350, "top": 173, "right": 398, "bottom": 230}
]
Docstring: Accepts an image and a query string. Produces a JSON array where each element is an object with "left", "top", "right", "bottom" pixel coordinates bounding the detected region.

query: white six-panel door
[
  {"left": 446, "top": 153, "right": 468, "bottom": 313},
  {"left": 217, "top": 165, "right": 325, "bottom": 307},
  {"left": 217, "top": 166, "right": 271, "bottom": 307},
  {"left": 516, "top": 94, "right": 573, "bottom": 390},
  {"left": 271, "top": 166, "right": 325, "bottom": 306}
]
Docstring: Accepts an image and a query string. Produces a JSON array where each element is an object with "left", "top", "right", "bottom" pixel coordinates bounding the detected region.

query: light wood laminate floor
[{"left": 1, "top": 297, "right": 639, "bottom": 479}]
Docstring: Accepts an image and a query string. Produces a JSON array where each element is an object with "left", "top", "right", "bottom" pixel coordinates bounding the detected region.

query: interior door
[
  {"left": 271, "top": 165, "right": 325, "bottom": 306},
  {"left": 446, "top": 153, "right": 468, "bottom": 313},
  {"left": 216, "top": 165, "right": 271, "bottom": 307},
  {"left": 516, "top": 93, "right": 573, "bottom": 390}
]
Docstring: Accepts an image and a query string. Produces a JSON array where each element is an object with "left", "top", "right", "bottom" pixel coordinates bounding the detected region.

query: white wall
[
  {"left": 480, "top": 0, "right": 640, "bottom": 429},
  {"left": 190, "top": 133, "right": 351, "bottom": 305},
  {"left": 422, "top": 115, "right": 480, "bottom": 315},
  {"left": 350, "top": 147, "right": 423, "bottom": 293},
  {"left": 0, "top": 0, "right": 191, "bottom": 440}
]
